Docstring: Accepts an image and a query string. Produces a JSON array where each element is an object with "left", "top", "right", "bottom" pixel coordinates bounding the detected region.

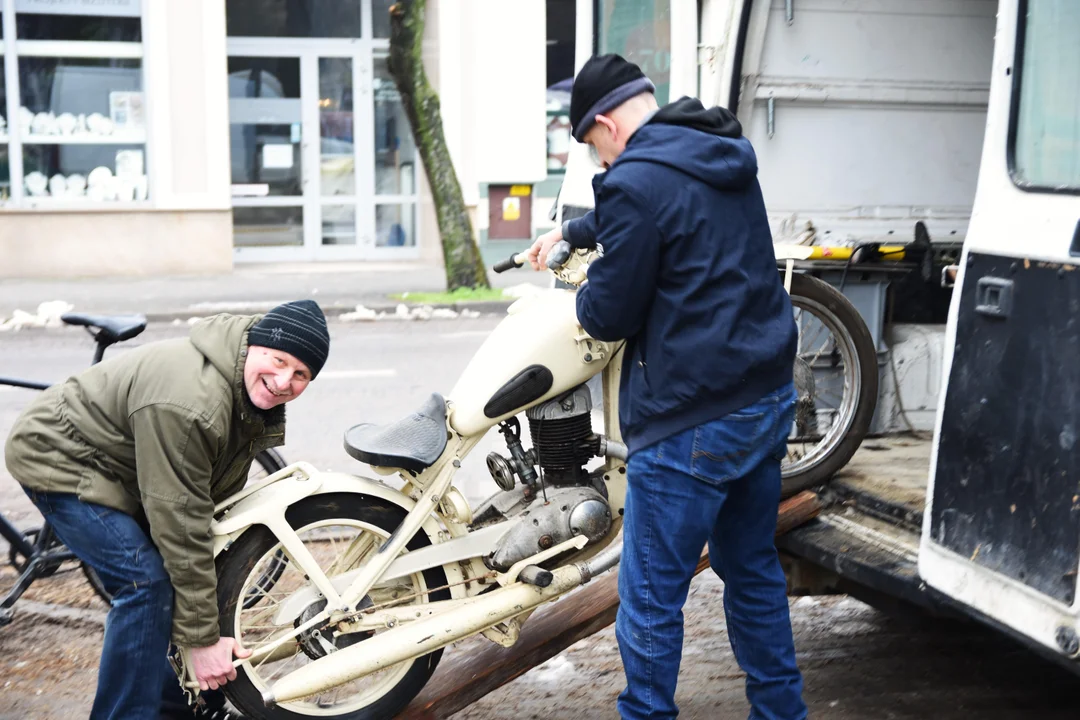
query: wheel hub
[{"left": 294, "top": 596, "right": 373, "bottom": 660}]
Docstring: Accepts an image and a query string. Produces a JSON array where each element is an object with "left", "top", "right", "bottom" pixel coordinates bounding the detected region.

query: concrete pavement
[{"left": 0, "top": 260, "right": 550, "bottom": 322}]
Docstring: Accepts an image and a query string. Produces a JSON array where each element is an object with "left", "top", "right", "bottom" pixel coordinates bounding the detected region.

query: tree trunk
[{"left": 388, "top": 0, "right": 489, "bottom": 290}]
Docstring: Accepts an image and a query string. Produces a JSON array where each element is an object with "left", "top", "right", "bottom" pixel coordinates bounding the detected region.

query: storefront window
[
  {"left": 228, "top": 56, "right": 302, "bottom": 197},
  {"left": 373, "top": 57, "right": 415, "bottom": 196},
  {"left": 0, "top": 59, "right": 9, "bottom": 199},
  {"left": 546, "top": 0, "right": 574, "bottom": 171},
  {"left": 376, "top": 202, "right": 415, "bottom": 247},
  {"left": 372, "top": 0, "right": 393, "bottom": 38},
  {"left": 226, "top": 0, "right": 362, "bottom": 39},
  {"left": 15, "top": 13, "right": 140, "bottom": 41},
  {"left": 598, "top": 0, "right": 671, "bottom": 105},
  {"left": 4, "top": 2, "right": 148, "bottom": 205},
  {"left": 320, "top": 57, "right": 354, "bottom": 197},
  {"left": 233, "top": 205, "right": 304, "bottom": 247}
]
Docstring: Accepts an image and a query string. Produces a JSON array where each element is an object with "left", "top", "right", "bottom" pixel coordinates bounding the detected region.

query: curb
[{"left": 143, "top": 299, "right": 516, "bottom": 324}]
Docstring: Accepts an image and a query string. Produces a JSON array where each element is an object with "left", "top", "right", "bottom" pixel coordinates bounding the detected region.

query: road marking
[
  {"left": 437, "top": 330, "right": 493, "bottom": 339},
  {"left": 319, "top": 369, "right": 397, "bottom": 380}
]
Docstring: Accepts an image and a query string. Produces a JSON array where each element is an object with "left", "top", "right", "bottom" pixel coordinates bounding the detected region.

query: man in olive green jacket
[{"left": 6, "top": 299, "right": 330, "bottom": 720}]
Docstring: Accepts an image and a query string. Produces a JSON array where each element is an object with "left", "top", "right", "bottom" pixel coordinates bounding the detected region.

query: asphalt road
[{"left": 2, "top": 318, "right": 1079, "bottom": 719}]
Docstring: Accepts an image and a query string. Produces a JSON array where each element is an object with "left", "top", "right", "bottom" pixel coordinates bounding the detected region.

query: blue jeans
[
  {"left": 22, "top": 488, "right": 200, "bottom": 719},
  {"left": 616, "top": 383, "right": 807, "bottom": 720}
]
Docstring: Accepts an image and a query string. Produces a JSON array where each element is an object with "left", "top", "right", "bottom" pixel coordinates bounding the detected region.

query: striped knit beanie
[{"left": 248, "top": 300, "right": 330, "bottom": 379}]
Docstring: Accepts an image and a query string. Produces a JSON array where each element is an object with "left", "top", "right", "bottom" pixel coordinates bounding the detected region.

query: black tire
[
  {"left": 216, "top": 493, "right": 451, "bottom": 720},
  {"left": 82, "top": 563, "right": 111, "bottom": 604},
  {"left": 253, "top": 448, "right": 287, "bottom": 478},
  {"left": 80, "top": 449, "right": 290, "bottom": 608},
  {"left": 781, "top": 273, "right": 879, "bottom": 498}
]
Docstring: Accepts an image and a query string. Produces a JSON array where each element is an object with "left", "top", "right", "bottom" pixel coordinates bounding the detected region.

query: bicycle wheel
[{"left": 83, "top": 449, "right": 291, "bottom": 607}]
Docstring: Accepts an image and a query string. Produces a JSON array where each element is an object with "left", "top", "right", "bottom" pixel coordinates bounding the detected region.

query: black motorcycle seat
[{"left": 344, "top": 392, "right": 449, "bottom": 473}]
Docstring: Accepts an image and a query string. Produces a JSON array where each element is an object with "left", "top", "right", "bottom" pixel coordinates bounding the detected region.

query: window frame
[
  {"left": 1006, "top": 0, "right": 1080, "bottom": 197},
  {"left": 0, "top": 0, "right": 150, "bottom": 209}
]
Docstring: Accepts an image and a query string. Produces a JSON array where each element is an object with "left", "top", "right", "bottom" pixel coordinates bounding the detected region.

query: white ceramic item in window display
[
  {"left": 87, "top": 184, "right": 105, "bottom": 202},
  {"left": 57, "top": 113, "right": 77, "bottom": 136},
  {"left": 19, "top": 107, "right": 34, "bottom": 134},
  {"left": 87, "top": 165, "right": 113, "bottom": 188},
  {"left": 32, "top": 112, "right": 58, "bottom": 136},
  {"left": 135, "top": 175, "right": 149, "bottom": 201},
  {"left": 49, "top": 174, "right": 67, "bottom": 197},
  {"left": 24, "top": 171, "right": 48, "bottom": 197},
  {"left": 76, "top": 114, "right": 88, "bottom": 135},
  {"left": 103, "top": 176, "right": 121, "bottom": 201},
  {"left": 86, "top": 113, "right": 115, "bottom": 136},
  {"left": 66, "top": 174, "right": 87, "bottom": 197},
  {"left": 115, "top": 177, "right": 136, "bottom": 202}
]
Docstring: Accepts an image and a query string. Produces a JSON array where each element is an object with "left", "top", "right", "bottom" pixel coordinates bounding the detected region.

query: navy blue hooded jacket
[{"left": 566, "top": 97, "right": 797, "bottom": 455}]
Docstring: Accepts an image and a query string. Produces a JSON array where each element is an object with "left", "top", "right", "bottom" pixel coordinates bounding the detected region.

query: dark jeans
[
  {"left": 22, "top": 487, "right": 221, "bottom": 719},
  {"left": 616, "top": 383, "right": 807, "bottom": 720}
]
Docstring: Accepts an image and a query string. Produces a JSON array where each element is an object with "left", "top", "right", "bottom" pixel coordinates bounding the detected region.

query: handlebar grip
[
  {"left": 493, "top": 253, "right": 525, "bottom": 274},
  {"left": 546, "top": 240, "right": 572, "bottom": 270}
]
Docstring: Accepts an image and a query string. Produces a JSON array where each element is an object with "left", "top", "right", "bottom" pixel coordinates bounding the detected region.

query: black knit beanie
[
  {"left": 569, "top": 53, "right": 656, "bottom": 143},
  {"left": 248, "top": 300, "right": 330, "bottom": 379}
]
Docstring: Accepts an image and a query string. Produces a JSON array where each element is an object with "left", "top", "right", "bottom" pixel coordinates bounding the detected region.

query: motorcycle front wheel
[
  {"left": 781, "top": 273, "right": 879, "bottom": 497},
  {"left": 215, "top": 493, "right": 451, "bottom": 720}
]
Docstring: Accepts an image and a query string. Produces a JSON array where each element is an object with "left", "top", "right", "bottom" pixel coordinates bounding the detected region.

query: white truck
[{"left": 558, "top": 0, "right": 1080, "bottom": 670}]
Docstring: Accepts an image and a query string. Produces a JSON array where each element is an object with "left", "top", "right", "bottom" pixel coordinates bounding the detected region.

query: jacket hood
[
  {"left": 615, "top": 96, "right": 758, "bottom": 191},
  {"left": 190, "top": 313, "right": 284, "bottom": 426},
  {"left": 190, "top": 313, "right": 256, "bottom": 383}
]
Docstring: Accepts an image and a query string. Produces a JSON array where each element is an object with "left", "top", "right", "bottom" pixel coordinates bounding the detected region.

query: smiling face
[{"left": 243, "top": 345, "right": 312, "bottom": 410}]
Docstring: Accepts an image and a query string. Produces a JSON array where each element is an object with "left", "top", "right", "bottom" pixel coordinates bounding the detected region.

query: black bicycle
[{"left": 0, "top": 312, "right": 287, "bottom": 625}]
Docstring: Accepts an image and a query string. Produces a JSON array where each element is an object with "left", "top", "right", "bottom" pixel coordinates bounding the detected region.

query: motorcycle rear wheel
[{"left": 781, "top": 273, "right": 879, "bottom": 497}]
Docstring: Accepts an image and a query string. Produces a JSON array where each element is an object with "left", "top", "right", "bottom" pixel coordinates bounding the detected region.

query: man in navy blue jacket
[{"left": 527, "top": 55, "right": 807, "bottom": 720}]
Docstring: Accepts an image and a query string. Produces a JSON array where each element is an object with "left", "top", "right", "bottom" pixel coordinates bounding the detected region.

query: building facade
[{"left": 0, "top": 0, "right": 554, "bottom": 278}]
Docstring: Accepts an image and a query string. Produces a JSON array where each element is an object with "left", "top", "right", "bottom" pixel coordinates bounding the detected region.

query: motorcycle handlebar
[
  {"left": 493, "top": 253, "right": 528, "bottom": 274},
  {"left": 491, "top": 240, "right": 574, "bottom": 274}
]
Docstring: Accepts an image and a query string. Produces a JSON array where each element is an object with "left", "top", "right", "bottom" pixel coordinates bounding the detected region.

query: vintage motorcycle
[{"left": 174, "top": 242, "right": 877, "bottom": 718}]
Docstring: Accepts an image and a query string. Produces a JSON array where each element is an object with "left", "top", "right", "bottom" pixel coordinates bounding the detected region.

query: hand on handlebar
[{"left": 525, "top": 227, "right": 564, "bottom": 271}]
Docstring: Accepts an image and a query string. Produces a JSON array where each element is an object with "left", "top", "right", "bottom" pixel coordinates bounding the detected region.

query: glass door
[
  {"left": 228, "top": 52, "right": 307, "bottom": 255},
  {"left": 228, "top": 40, "right": 418, "bottom": 262}
]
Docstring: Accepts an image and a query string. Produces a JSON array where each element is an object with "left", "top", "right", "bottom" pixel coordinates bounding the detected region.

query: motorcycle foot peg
[{"left": 519, "top": 565, "right": 553, "bottom": 588}]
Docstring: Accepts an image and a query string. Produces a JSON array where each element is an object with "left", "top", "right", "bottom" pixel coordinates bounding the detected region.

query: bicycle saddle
[{"left": 61, "top": 313, "right": 148, "bottom": 343}]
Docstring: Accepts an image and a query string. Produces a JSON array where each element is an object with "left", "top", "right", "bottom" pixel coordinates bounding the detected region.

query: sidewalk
[{"left": 0, "top": 260, "right": 550, "bottom": 323}]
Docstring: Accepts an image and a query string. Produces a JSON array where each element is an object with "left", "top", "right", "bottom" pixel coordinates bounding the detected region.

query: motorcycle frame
[{"left": 183, "top": 251, "right": 632, "bottom": 702}]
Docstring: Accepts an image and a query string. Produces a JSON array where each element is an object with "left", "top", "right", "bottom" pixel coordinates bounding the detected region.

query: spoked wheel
[
  {"left": 216, "top": 493, "right": 451, "bottom": 719},
  {"left": 781, "top": 273, "right": 879, "bottom": 497}
]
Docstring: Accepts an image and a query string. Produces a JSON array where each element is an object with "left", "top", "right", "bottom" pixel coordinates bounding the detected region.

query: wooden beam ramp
[{"left": 397, "top": 490, "right": 822, "bottom": 719}]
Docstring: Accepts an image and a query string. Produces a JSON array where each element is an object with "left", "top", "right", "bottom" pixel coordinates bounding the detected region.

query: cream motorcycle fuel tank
[{"left": 448, "top": 289, "right": 610, "bottom": 437}]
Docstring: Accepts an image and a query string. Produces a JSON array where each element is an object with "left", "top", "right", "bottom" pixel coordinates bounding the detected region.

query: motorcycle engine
[
  {"left": 525, "top": 384, "right": 597, "bottom": 486},
  {"left": 480, "top": 484, "right": 612, "bottom": 572},
  {"left": 473, "top": 383, "right": 612, "bottom": 572}
]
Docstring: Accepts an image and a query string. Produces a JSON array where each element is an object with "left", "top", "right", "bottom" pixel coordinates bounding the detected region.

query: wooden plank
[{"left": 397, "top": 491, "right": 822, "bottom": 719}]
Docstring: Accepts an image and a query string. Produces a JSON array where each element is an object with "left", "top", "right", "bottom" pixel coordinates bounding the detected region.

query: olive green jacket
[{"left": 5, "top": 314, "right": 285, "bottom": 647}]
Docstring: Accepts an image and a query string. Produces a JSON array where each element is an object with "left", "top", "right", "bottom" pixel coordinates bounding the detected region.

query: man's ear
[{"left": 593, "top": 114, "right": 617, "bottom": 136}]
